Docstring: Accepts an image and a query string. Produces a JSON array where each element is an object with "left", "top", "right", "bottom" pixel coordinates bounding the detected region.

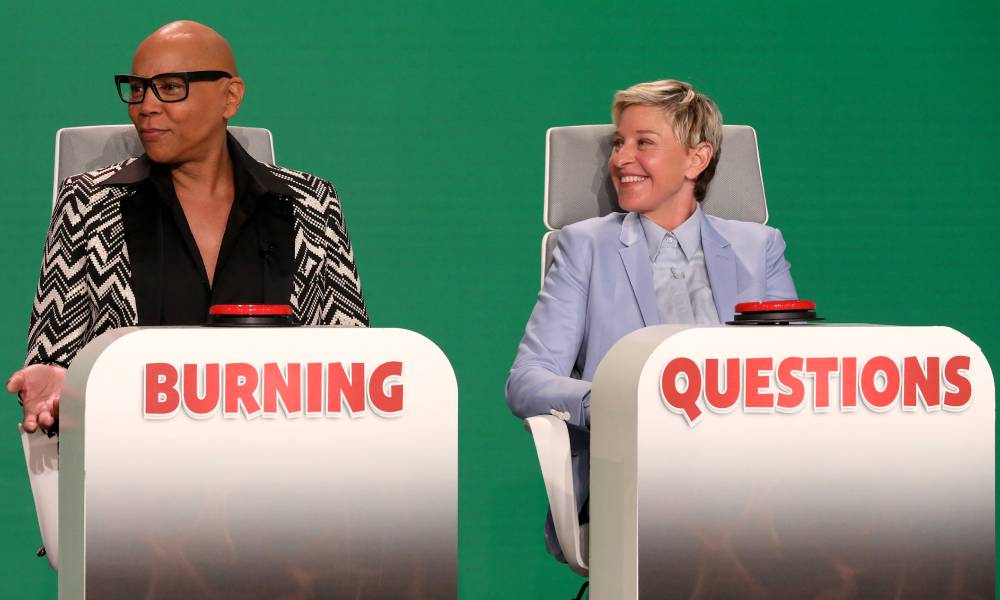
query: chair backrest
[
  {"left": 541, "top": 124, "right": 768, "bottom": 277},
  {"left": 52, "top": 125, "right": 276, "bottom": 206}
]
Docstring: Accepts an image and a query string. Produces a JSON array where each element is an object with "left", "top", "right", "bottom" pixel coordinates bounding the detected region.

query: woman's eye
[
  {"left": 638, "top": 138, "right": 652, "bottom": 147},
  {"left": 611, "top": 138, "right": 623, "bottom": 149}
]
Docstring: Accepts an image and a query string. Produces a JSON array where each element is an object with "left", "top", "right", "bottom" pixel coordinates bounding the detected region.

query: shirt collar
[
  {"left": 100, "top": 131, "right": 297, "bottom": 198},
  {"left": 639, "top": 204, "right": 704, "bottom": 262}
]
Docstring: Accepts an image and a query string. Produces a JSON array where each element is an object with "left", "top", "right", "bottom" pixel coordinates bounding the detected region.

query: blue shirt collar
[{"left": 639, "top": 204, "right": 704, "bottom": 261}]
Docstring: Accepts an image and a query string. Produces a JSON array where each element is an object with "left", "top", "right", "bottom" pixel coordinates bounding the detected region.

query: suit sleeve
[
  {"left": 506, "top": 226, "right": 593, "bottom": 429},
  {"left": 321, "top": 181, "right": 369, "bottom": 327},
  {"left": 24, "top": 180, "right": 91, "bottom": 368},
  {"left": 764, "top": 227, "right": 798, "bottom": 300}
]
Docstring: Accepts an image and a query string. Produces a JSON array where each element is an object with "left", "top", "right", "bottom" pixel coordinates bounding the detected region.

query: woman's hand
[{"left": 7, "top": 364, "right": 66, "bottom": 434}]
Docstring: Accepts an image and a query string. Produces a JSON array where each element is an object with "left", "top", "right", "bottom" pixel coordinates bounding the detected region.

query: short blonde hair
[{"left": 612, "top": 79, "right": 723, "bottom": 202}]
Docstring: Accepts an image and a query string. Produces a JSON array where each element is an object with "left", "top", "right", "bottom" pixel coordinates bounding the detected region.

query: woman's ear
[{"left": 685, "top": 142, "right": 714, "bottom": 180}]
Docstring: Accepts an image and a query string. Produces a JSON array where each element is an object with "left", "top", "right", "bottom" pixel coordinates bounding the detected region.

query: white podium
[
  {"left": 48, "top": 326, "right": 456, "bottom": 599},
  {"left": 590, "top": 325, "right": 994, "bottom": 599}
]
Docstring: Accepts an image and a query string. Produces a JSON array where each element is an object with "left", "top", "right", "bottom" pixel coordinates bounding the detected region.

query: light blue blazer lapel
[
  {"left": 618, "top": 212, "right": 660, "bottom": 326},
  {"left": 702, "top": 215, "right": 739, "bottom": 322}
]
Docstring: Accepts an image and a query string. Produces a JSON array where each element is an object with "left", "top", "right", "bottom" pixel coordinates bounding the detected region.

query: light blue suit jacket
[{"left": 505, "top": 210, "right": 797, "bottom": 558}]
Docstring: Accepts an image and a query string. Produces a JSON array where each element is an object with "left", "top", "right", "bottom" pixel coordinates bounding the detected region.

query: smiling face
[
  {"left": 127, "top": 21, "right": 243, "bottom": 165},
  {"left": 608, "top": 104, "right": 713, "bottom": 222}
]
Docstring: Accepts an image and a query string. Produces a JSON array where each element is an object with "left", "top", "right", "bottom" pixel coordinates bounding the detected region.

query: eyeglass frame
[{"left": 114, "top": 71, "right": 233, "bottom": 104}]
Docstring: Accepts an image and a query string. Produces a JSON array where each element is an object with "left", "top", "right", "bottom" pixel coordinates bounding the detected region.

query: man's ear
[
  {"left": 685, "top": 142, "right": 714, "bottom": 180},
  {"left": 223, "top": 78, "right": 245, "bottom": 120}
]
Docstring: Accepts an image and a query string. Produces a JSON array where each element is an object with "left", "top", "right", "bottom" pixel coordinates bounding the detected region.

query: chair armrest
[
  {"left": 524, "top": 415, "right": 589, "bottom": 575},
  {"left": 19, "top": 424, "right": 59, "bottom": 570}
]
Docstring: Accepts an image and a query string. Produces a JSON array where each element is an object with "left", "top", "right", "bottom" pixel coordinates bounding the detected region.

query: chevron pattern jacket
[{"left": 25, "top": 154, "right": 369, "bottom": 368}]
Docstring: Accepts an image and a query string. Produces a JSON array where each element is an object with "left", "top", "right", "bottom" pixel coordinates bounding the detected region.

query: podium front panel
[
  {"left": 590, "top": 325, "right": 994, "bottom": 599},
  {"left": 60, "top": 327, "right": 457, "bottom": 599}
]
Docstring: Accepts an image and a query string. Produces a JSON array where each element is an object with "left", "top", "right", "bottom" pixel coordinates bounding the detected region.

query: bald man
[{"left": 10, "top": 21, "right": 369, "bottom": 433}]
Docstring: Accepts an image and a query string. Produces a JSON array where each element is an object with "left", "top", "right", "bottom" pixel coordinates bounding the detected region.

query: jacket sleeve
[
  {"left": 320, "top": 180, "right": 369, "bottom": 327},
  {"left": 506, "top": 226, "right": 593, "bottom": 429},
  {"left": 24, "top": 179, "right": 91, "bottom": 368},
  {"left": 764, "top": 227, "right": 797, "bottom": 300}
]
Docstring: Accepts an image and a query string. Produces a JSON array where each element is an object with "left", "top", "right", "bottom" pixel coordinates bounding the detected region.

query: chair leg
[
  {"left": 571, "top": 580, "right": 589, "bottom": 600},
  {"left": 525, "top": 415, "right": 589, "bottom": 575}
]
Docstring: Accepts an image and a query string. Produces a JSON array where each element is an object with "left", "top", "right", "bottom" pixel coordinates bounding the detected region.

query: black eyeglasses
[{"left": 114, "top": 71, "right": 233, "bottom": 104}]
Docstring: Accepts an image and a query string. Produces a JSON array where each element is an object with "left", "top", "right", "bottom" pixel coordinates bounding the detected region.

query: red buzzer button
[
  {"left": 209, "top": 304, "right": 293, "bottom": 316},
  {"left": 735, "top": 300, "right": 816, "bottom": 313}
]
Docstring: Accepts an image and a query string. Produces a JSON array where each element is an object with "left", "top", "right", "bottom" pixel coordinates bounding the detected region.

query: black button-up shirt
[{"left": 119, "top": 135, "right": 296, "bottom": 325}]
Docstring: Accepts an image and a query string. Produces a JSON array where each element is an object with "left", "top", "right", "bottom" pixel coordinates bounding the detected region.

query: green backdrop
[{"left": 1, "top": 1, "right": 997, "bottom": 597}]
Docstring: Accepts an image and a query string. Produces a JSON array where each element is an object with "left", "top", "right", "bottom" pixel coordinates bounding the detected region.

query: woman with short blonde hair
[
  {"left": 612, "top": 79, "right": 724, "bottom": 202},
  {"left": 507, "top": 78, "right": 798, "bottom": 561}
]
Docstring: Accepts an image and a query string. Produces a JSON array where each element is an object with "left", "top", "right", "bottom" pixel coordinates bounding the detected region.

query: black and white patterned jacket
[{"left": 25, "top": 149, "right": 368, "bottom": 368}]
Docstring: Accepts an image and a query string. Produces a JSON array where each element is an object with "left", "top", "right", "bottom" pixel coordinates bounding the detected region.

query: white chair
[
  {"left": 21, "top": 125, "right": 275, "bottom": 570},
  {"left": 51, "top": 125, "right": 275, "bottom": 206},
  {"left": 19, "top": 424, "right": 59, "bottom": 569},
  {"left": 526, "top": 124, "right": 770, "bottom": 575}
]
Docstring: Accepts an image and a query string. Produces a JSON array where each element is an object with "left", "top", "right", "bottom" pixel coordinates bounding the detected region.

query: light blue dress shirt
[
  {"left": 507, "top": 209, "right": 797, "bottom": 558},
  {"left": 639, "top": 205, "right": 721, "bottom": 325}
]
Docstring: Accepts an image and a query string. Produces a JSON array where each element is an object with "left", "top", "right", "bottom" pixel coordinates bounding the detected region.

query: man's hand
[{"left": 8, "top": 364, "right": 66, "bottom": 434}]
